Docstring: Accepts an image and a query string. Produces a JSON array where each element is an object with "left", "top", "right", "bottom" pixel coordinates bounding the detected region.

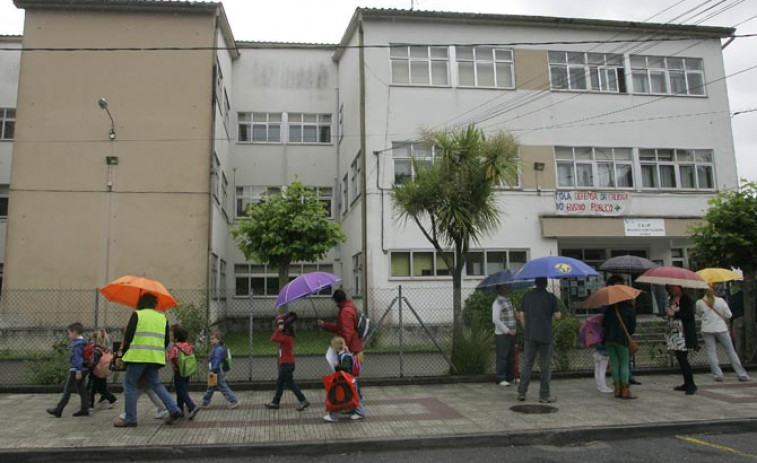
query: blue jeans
[
  {"left": 495, "top": 334, "right": 516, "bottom": 383},
  {"left": 173, "top": 370, "right": 197, "bottom": 413},
  {"left": 123, "top": 363, "right": 179, "bottom": 424},
  {"left": 518, "top": 339, "right": 553, "bottom": 400},
  {"left": 272, "top": 363, "right": 306, "bottom": 404},
  {"left": 202, "top": 369, "right": 237, "bottom": 405}
]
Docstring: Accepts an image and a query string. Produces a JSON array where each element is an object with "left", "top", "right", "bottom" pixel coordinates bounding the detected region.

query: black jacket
[
  {"left": 602, "top": 301, "right": 636, "bottom": 346},
  {"left": 673, "top": 292, "right": 698, "bottom": 350}
]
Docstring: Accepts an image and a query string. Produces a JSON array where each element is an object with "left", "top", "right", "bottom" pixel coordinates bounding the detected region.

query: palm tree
[{"left": 391, "top": 125, "right": 520, "bottom": 364}]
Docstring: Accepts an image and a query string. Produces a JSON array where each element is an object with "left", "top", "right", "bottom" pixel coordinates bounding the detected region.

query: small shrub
[
  {"left": 30, "top": 337, "right": 70, "bottom": 385},
  {"left": 451, "top": 317, "right": 494, "bottom": 375},
  {"left": 174, "top": 299, "right": 209, "bottom": 353},
  {"left": 462, "top": 288, "right": 530, "bottom": 331},
  {"left": 552, "top": 314, "right": 580, "bottom": 371}
]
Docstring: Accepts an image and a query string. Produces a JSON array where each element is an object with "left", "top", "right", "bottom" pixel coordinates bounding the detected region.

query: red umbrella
[{"left": 634, "top": 266, "right": 709, "bottom": 289}]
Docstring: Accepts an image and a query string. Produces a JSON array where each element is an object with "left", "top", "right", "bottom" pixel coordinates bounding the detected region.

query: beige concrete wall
[
  {"left": 6, "top": 9, "right": 217, "bottom": 291},
  {"left": 514, "top": 49, "right": 549, "bottom": 91},
  {"left": 519, "top": 145, "right": 556, "bottom": 190},
  {"left": 540, "top": 217, "right": 704, "bottom": 238}
]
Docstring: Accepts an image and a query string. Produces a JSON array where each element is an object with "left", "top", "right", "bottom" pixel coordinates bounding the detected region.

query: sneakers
[
  {"left": 228, "top": 401, "right": 240, "bottom": 409},
  {"left": 188, "top": 407, "right": 200, "bottom": 421},
  {"left": 598, "top": 386, "right": 614, "bottom": 393},
  {"left": 517, "top": 394, "right": 525, "bottom": 402},
  {"left": 265, "top": 402, "right": 280, "bottom": 410},
  {"left": 201, "top": 403, "right": 211, "bottom": 409},
  {"left": 739, "top": 376, "right": 751, "bottom": 382},
  {"left": 498, "top": 380, "right": 511, "bottom": 387},
  {"left": 113, "top": 419, "right": 137, "bottom": 428},
  {"left": 539, "top": 396, "right": 557, "bottom": 403},
  {"left": 349, "top": 413, "right": 365, "bottom": 420},
  {"left": 154, "top": 409, "right": 170, "bottom": 419},
  {"left": 46, "top": 407, "right": 62, "bottom": 418},
  {"left": 323, "top": 414, "right": 338, "bottom": 422},
  {"left": 714, "top": 376, "right": 724, "bottom": 382},
  {"left": 164, "top": 411, "right": 182, "bottom": 425},
  {"left": 107, "top": 399, "right": 118, "bottom": 410},
  {"left": 296, "top": 400, "right": 310, "bottom": 412},
  {"left": 73, "top": 410, "right": 90, "bottom": 417}
]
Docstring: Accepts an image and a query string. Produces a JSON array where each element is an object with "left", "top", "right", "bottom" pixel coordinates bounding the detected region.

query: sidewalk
[{"left": 2, "top": 373, "right": 757, "bottom": 461}]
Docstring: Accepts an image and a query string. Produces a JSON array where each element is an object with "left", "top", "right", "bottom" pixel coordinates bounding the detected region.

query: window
[
  {"left": 235, "top": 262, "right": 334, "bottom": 296},
  {"left": 464, "top": 249, "right": 528, "bottom": 276},
  {"left": 338, "top": 104, "right": 344, "bottom": 143},
  {"left": 342, "top": 174, "right": 349, "bottom": 214},
  {"left": 390, "top": 45, "right": 449, "bottom": 86},
  {"left": 640, "top": 148, "right": 714, "bottom": 190},
  {"left": 0, "top": 109, "right": 14, "bottom": 140},
  {"left": 211, "top": 253, "right": 219, "bottom": 300},
  {"left": 392, "top": 142, "right": 434, "bottom": 183},
  {"left": 456, "top": 46, "right": 514, "bottom": 88},
  {"left": 223, "top": 90, "right": 231, "bottom": 135},
  {"left": 238, "top": 112, "right": 282, "bottom": 143},
  {"left": 214, "top": 59, "right": 224, "bottom": 111},
  {"left": 219, "top": 259, "right": 227, "bottom": 300},
  {"left": 548, "top": 51, "right": 626, "bottom": 93},
  {"left": 235, "top": 186, "right": 281, "bottom": 217},
  {"left": 390, "top": 251, "right": 455, "bottom": 278},
  {"left": 561, "top": 249, "right": 606, "bottom": 268},
  {"left": 350, "top": 153, "right": 361, "bottom": 203},
  {"left": 353, "top": 253, "right": 362, "bottom": 294},
  {"left": 288, "top": 113, "right": 331, "bottom": 144},
  {"left": 555, "top": 146, "right": 634, "bottom": 189},
  {"left": 630, "top": 55, "right": 705, "bottom": 96},
  {"left": 221, "top": 173, "right": 228, "bottom": 213},
  {"left": 0, "top": 185, "right": 8, "bottom": 218},
  {"left": 211, "top": 153, "right": 221, "bottom": 203},
  {"left": 305, "top": 186, "right": 333, "bottom": 218}
]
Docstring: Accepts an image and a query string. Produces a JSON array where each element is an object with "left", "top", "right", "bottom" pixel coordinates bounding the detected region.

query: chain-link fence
[{"left": 0, "top": 287, "right": 739, "bottom": 386}]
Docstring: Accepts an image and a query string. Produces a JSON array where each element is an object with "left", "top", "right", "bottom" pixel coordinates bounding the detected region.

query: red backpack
[
  {"left": 93, "top": 347, "right": 114, "bottom": 378},
  {"left": 83, "top": 343, "right": 95, "bottom": 369}
]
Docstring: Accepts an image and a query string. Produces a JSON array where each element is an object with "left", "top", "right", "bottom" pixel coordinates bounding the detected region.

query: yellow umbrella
[{"left": 696, "top": 268, "right": 743, "bottom": 285}]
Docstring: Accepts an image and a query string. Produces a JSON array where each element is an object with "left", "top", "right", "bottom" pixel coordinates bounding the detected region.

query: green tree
[
  {"left": 689, "top": 181, "right": 757, "bottom": 361},
  {"left": 391, "top": 125, "right": 520, "bottom": 364},
  {"left": 232, "top": 181, "right": 346, "bottom": 292}
]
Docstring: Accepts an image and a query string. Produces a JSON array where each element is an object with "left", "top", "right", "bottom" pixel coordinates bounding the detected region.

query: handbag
[
  {"left": 322, "top": 371, "right": 359, "bottom": 412},
  {"left": 615, "top": 307, "right": 639, "bottom": 354}
]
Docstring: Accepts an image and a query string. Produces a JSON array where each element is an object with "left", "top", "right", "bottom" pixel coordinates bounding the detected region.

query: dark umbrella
[
  {"left": 599, "top": 255, "right": 658, "bottom": 274},
  {"left": 476, "top": 269, "right": 534, "bottom": 291}
]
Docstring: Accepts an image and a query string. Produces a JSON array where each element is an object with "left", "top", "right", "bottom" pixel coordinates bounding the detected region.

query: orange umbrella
[
  {"left": 99, "top": 275, "right": 177, "bottom": 311},
  {"left": 582, "top": 285, "right": 642, "bottom": 308}
]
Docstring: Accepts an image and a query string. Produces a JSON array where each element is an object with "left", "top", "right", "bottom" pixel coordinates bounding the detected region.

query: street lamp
[{"left": 98, "top": 97, "right": 116, "bottom": 140}]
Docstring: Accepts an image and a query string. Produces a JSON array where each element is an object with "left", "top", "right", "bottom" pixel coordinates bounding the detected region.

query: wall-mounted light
[
  {"left": 98, "top": 97, "right": 116, "bottom": 140},
  {"left": 106, "top": 156, "right": 119, "bottom": 165},
  {"left": 533, "top": 162, "right": 545, "bottom": 171}
]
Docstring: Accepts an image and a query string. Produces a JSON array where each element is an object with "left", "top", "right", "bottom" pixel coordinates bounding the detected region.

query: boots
[
  {"left": 621, "top": 383, "right": 638, "bottom": 400},
  {"left": 614, "top": 382, "right": 622, "bottom": 398}
]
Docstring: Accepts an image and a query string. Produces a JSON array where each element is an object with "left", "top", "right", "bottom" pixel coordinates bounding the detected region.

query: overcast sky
[{"left": 1, "top": 0, "right": 755, "bottom": 181}]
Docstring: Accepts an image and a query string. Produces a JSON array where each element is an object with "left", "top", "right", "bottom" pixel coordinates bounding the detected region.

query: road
[{"left": 113, "top": 431, "right": 757, "bottom": 462}]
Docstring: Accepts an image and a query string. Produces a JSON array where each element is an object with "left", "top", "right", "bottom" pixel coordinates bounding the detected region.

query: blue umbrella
[
  {"left": 475, "top": 269, "right": 534, "bottom": 291},
  {"left": 513, "top": 256, "right": 600, "bottom": 280}
]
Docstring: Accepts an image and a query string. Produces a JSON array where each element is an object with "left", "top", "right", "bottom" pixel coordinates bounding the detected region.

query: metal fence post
[
  {"left": 94, "top": 289, "right": 99, "bottom": 329},
  {"left": 248, "top": 289, "right": 254, "bottom": 382},
  {"left": 398, "top": 285, "right": 404, "bottom": 378}
]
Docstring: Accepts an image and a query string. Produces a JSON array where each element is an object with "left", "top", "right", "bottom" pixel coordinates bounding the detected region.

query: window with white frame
[
  {"left": 0, "top": 109, "right": 14, "bottom": 140},
  {"left": 338, "top": 103, "right": 344, "bottom": 143},
  {"left": 390, "top": 251, "right": 455, "bottom": 278},
  {"left": 211, "top": 253, "right": 219, "bottom": 300},
  {"left": 304, "top": 186, "right": 333, "bottom": 218},
  {"left": 639, "top": 148, "right": 714, "bottom": 190},
  {"left": 555, "top": 147, "right": 634, "bottom": 189},
  {"left": 0, "top": 185, "right": 8, "bottom": 218},
  {"left": 221, "top": 173, "right": 228, "bottom": 213},
  {"left": 223, "top": 90, "right": 231, "bottom": 135},
  {"left": 630, "top": 55, "right": 705, "bottom": 96},
  {"left": 342, "top": 174, "right": 349, "bottom": 214},
  {"left": 456, "top": 46, "right": 514, "bottom": 88},
  {"left": 238, "top": 112, "right": 282, "bottom": 143},
  {"left": 214, "top": 58, "right": 224, "bottom": 110},
  {"left": 288, "top": 113, "right": 332, "bottom": 144},
  {"left": 211, "top": 153, "right": 220, "bottom": 203},
  {"left": 350, "top": 152, "right": 361, "bottom": 203},
  {"left": 219, "top": 259, "right": 227, "bottom": 300},
  {"left": 235, "top": 262, "right": 334, "bottom": 296},
  {"left": 464, "top": 249, "right": 528, "bottom": 277},
  {"left": 548, "top": 51, "right": 626, "bottom": 93},
  {"left": 353, "top": 253, "right": 362, "bottom": 294},
  {"left": 235, "top": 186, "right": 281, "bottom": 217},
  {"left": 392, "top": 142, "right": 434, "bottom": 183},
  {"left": 390, "top": 45, "right": 449, "bottom": 86}
]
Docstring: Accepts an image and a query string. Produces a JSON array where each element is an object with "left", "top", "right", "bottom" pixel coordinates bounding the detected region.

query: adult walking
[
  {"left": 665, "top": 285, "right": 698, "bottom": 395},
  {"left": 492, "top": 284, "right": 517, "bottom": 386},
  {"left": 517, "top": 277, "right": 561, "bottom": 403},
  {"left": 696, "top": 287, "right": 750, "bottom": 382},
  {"left": 318, "top": 289, "right": 364, "bottom": 358},
  {"left": 602, "top": 300, "right": 638, "bottom": 399},
  {"left": 113, "top": 293, "right": 182, "bottom": 427}
]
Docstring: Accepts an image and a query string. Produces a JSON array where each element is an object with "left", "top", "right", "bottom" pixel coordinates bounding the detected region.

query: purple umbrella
[{"left": 275, "top": 271, "right": 341, "bottom": 308}]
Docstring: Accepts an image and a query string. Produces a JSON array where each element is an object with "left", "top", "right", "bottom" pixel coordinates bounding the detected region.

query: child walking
[
  {"left": 202, "top": 332, "right": 240, "bottom": 409},
  {"left": 167, "top": 326, "right": 201, "bottom": 420},
  {"left": 593, "top": 345, "right": 614, "bottom": 393},
  {"left": 265, "top": 314, "right": 310, "bottom": 411},
  {"left": 87, "top": 329, "right": 118, "bottom": 410},
  {"left": 324, "top": 336, "right": 365, "bottom": 422},
  {"left": 47, "top": 322, "right": 89, "bottom": 418}
]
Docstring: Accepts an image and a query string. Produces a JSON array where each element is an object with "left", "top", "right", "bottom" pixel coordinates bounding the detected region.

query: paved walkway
[{"left": 2, "top": 373, "right": 757, "bottom": 460}]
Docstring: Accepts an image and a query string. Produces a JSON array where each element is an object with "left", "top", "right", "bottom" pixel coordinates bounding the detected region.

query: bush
[
  {"left": 462, "top": 288, "right": 530, "bottom": 331},
  {"left": 553, "top": 313, "right": 580, "bottom": 371},
  {"left": 174, "top": 299, "right": 209, "bottom": 353},
  {"left": 451, "top": 317, "right": 493, "bottom": 375},
  {"left": 30, "top": 337, "right": 70, "bottom": 385}
]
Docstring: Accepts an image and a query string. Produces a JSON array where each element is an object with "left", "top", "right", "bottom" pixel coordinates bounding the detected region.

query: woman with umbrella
[{"left": 666, "top": 285, "right": 699, "bottom": 395}]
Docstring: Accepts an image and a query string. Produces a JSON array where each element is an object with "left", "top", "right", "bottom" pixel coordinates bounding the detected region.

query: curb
[{"left": 3, "top": 417, "right": 757, "bottom": 462}]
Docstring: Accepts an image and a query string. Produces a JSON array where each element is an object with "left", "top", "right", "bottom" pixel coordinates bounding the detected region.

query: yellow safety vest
[{"left": 122, "top": 309, "right": 167, "bottom": 365}]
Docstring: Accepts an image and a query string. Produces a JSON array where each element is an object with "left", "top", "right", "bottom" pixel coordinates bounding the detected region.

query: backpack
[
  {"left": 221, "top": 347, "right": 232, "bottom": 372},
  {"left": 177, "top": 348, "right": 198, "bottom": 378},
  {"left": 83, "top": 343, "right": 95, "bottom": 369},
  {"left": 338, "top": 351, "right": 360, "bottom": 377},
  {"left": 355, "top": 312, "right": 371, "bottom": 341},
  {"left": 93, "top": 347, "right": 113, "bottom": 378}
]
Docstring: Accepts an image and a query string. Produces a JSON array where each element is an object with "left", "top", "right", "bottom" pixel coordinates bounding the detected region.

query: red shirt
[
  {"left": 166, "top": 342, "right": 194, "bottom": 372},
  {"left": 322, "top": 300, "right": 364, "bottom": 354},
  {"left": 271, "top": 331, "right": 295, "bottom": 364}
]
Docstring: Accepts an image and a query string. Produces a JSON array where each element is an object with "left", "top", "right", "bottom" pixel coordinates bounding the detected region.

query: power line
[{"left": 732, "top": 108, "right": 757, "bottom": 117}]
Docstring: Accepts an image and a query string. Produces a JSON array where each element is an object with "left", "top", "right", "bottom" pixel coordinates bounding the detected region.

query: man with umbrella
[
  {"left": 492, "top": 284, "right": 517, "bottom": 386},
  {"left": 318, "top": 289, "right": 364, "bottom": 358}
]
